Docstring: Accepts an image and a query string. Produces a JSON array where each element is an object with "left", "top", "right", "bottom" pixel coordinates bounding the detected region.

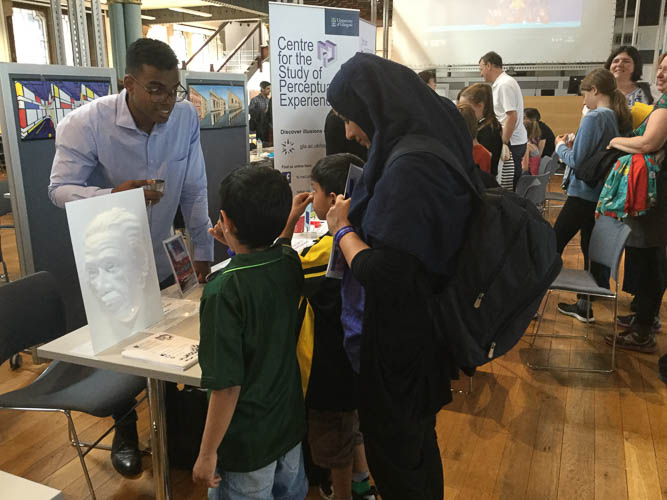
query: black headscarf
[{"left": 327, "top": 53, "right": 474, "bottom": 276}]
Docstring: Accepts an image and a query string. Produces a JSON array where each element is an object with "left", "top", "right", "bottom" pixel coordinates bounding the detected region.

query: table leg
[{"left": 147, "top": 378, "right": 171, "bottom": 500}]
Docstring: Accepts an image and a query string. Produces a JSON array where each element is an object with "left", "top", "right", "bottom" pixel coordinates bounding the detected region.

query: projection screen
[{"left": 392, "top": 0, "right": 617, "bottom": 67}]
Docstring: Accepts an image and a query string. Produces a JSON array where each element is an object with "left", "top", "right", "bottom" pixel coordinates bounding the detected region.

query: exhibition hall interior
[{"left": 0, "top": 0, "right": 666, "bottom": 499}]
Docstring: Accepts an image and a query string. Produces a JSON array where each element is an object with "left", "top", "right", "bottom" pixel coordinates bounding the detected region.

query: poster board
[
  {"left": 181, "top": 70, "right": 249, "bottom": 266},
  {"left": 269, "top": 2, "right": 361, "bottom": 193},
  {"left": 0, "top": 63, "right": 117, "bottom": 330}
]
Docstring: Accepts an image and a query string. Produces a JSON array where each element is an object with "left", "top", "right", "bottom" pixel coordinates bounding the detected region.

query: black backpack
[{"left": 386, "top": 135, "right": 562, "bottom": 369}]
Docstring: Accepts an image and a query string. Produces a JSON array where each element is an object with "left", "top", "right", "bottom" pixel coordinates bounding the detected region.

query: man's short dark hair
[
  {"left": 126, "top": 38, "right": 178, "bottom": 75},
  {"left": 219, "top": 166, "right": 292, "bottom": 248},
  {"left": 311, "top": 153, "right": 364, "bottom": 196},
  {"left": 260, "top": 81, "right": 271, "bottom": 90},
  {"left": 524, "top": 107, "right": 541, "bottom": 121},
  {"left": 479, "top": 51, "right": 503, "bottom": 68},
  {"left": 417, "top": 70, "right": 436, "bottom": 85}
]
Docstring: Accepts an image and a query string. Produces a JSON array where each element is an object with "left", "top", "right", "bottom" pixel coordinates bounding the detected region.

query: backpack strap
[{"left": 385, "top": 134, "right": 485, "bottom": 200}]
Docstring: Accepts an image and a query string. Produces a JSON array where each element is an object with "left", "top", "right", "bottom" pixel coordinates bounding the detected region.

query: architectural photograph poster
[{"left": 188, "top": 83, "right": 246, "bottom": 129}]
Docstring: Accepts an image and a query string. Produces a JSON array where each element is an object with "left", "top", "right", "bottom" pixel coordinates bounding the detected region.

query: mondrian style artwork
[
  {"left": 14, "top": 80, "right": 111, "bottom": 140},
  {"left": 188, "top": 84, "right": 246, "bottom": 129}
]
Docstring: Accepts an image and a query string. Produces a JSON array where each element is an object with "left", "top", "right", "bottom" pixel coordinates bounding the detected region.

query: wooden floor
[{"left": 1, "top": 191, "right": 666, "bottom": 499}]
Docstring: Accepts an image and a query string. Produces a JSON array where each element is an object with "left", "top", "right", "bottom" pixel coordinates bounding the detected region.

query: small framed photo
[{"left": 162, "top": 234, "right": 199, "bottom": 296}]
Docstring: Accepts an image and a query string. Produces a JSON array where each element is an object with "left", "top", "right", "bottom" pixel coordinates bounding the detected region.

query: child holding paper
[{"left": 280, "top": 153, "right": 377, "bottom": 500}]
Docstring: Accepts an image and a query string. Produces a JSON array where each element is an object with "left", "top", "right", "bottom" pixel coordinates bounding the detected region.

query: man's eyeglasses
[{"left": 128, "top": 75, "right": 188, "bottom": 103}]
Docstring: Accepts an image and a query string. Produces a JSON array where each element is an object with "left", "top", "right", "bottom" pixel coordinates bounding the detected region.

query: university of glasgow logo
[{"left": 317, "top": 40, "right": 337, "bottom": 67}]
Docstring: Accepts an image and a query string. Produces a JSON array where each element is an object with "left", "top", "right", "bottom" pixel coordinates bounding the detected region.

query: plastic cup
[{"left": 143, "top": 179, "right": 165, "bottom": 193}]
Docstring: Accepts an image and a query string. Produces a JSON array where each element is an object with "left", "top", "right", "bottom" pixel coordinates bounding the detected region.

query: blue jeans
[
  {"left": 509, "top": 143, "right": 527, "bottom": 191},
  {"left": 208, "top": 442, "right": 307, "bottom": 500}
]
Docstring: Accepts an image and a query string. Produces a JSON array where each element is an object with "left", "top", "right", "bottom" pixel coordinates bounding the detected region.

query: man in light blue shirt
[
  {"left": 49, "top": 39, "right": 213, "bottom": 287},
  {"left": 48, "top": 38, "right": 213, "bottom": 479}
]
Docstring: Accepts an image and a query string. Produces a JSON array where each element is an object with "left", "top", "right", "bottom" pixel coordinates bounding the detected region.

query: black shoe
[
  {"left": 616, "top": 313, "right": 662, "bottom": 332},
  {"left": 111, "top": 422, "right": 142, "bottom": 477},
  {"left": 557, "top": 302, "right": 594, "bottom": 323},
  {"left": 659, "top": 355, "right": 667, "bottom": 384}
]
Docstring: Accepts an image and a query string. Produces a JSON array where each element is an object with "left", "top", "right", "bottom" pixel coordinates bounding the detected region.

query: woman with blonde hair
[{"left": 554, "top": 68, "right": 632, "bottom": 323}]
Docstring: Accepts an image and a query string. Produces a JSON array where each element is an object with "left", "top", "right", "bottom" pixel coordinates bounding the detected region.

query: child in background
[
  {"left": 193, "top": 165, "right": 307, "bottom": 500},
  {"left": 280, "top": 153, "right": 377, "bottom": 500},
  {"left": 523, "top": 117, "right": 542, "bottom": 175},
  {"left": 458, "top": 103, "right": 492, "bottom": 173}
]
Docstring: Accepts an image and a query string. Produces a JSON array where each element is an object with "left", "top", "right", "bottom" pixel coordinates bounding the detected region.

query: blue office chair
[{"left": 0, "top": 271, "right": 146, "bottom": 499}]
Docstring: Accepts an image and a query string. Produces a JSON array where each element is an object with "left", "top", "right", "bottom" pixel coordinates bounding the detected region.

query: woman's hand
[{"left": 326, "top": 195, "right": 352, "bottom": 235}]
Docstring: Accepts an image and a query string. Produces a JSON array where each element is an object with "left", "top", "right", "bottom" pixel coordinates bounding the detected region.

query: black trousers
[
  {"left": 359, "top": 409, "right": 443, "bottom": 500},
  {"left": 625, "top": 246, "right": 667, "bottom": 328},
  {"left": 553, "top": 195, "right": 610, "bottom": 289}
]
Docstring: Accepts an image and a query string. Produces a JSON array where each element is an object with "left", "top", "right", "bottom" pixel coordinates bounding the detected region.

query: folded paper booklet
[
  {"left": 122, "top": 332, "right": 199, "bottom": 370},
  {"left": 326, "top": 164, "right": 363, "bottom": 279}
]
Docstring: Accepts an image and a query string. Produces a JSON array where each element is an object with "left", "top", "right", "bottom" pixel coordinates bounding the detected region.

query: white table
[{"left": 37, "top": 286, "right": 203, "bottom": 500}]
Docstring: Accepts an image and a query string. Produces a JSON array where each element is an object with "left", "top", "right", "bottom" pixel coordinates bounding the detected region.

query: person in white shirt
[{"left": 479, "top": 51, "right": 528, "bottom": 190}]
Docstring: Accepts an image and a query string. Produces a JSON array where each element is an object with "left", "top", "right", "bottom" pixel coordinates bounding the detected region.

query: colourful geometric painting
[
  {"left": 188, "top": 84, "right": 246, "bottom": 129},
  {"left": 14, "top": 79, "right": 111, "bottom": 140}
]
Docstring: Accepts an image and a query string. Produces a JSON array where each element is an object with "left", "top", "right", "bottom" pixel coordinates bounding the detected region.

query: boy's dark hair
[
  {"left": 605, "top": 45, "right": 642, "bottom": 82},
  {"left": 260, "top": 81, "right": 271, "bottom": 89},
  {"left": 417, "top": 70, "right": 436, "bottom": 84},
  {"left": 311, "top": 153, "right": 364, "bottom": 196},
  {"left": 479, "top": 51, "right": 503, "bottom": 68},
  {"left": 524, "top": 107, "right": 541, "bottom": 121},
  {"left": 126, "top": 38, "right": 178, "bottom": 75},
  {"left": 219, "top": 166, "right": 292, "bottom": 248}
]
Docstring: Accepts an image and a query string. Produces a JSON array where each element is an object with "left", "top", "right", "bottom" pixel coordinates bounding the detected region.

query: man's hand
[
  {"left": 326, "top": 195, "right": 352, "bottom": 235},
  {"left": 112, "top": 179, "right": 163, "bottom": 205},
  {"left": 192, "top": 451, "right": 221, "bottom": 488},
  {"left": 193, "top": 261, "right": 211, "bottom": 283}
]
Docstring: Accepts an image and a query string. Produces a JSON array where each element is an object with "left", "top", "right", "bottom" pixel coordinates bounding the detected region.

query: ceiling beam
[
  {"left": 141, "top": 6, "right": 266, "bottom": 25},
  {"left": 200, "top": 0, "right": 268, "bottom": 16}
]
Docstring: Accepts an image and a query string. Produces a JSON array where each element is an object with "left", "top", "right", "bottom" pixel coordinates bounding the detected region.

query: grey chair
[
  {"left": 538, "top": 155, "right": 552, "bottom": 175},
  {"left": 521, "top": 173, "right": 550, "bottom": 215},
  {"left": 0, "top": 271, "right": 146, "bottom": 499},
  {"left": 527, "top": 216, "right": 631, "bottom": 373},
  {"left": 515, "top": 174, "right": 539, "bottom": 198},
  {"left": 0, "top": 179, "right": 11, "bottom": 283},
  {"left": 543, "top": 157, "right": 567, "bottom": 217}
]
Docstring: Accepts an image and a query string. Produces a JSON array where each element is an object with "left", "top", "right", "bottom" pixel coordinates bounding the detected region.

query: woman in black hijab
[{"left": 325, "top": 53, "right": 474, "bottom": 499}]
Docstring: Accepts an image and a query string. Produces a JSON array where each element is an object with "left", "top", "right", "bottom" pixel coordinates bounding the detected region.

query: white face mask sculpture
[{"left": 83, "top": 207, "right": 149, "bottom": 324}]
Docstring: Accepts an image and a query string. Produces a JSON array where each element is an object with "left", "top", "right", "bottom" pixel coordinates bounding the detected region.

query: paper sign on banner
[
  {"left": 359, "top": 19, "right": 377, "bottom": 54},
  {"left": 66, "top": 189, "right": 164, "bottom": 353},
  {"left": 269, "top": 2, "right": 361, "bottom": 193}
]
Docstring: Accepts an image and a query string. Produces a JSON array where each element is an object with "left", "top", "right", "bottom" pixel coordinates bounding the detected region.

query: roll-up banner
[{"left": 269, "top": 2, "right": 361, "bottom": 193}]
